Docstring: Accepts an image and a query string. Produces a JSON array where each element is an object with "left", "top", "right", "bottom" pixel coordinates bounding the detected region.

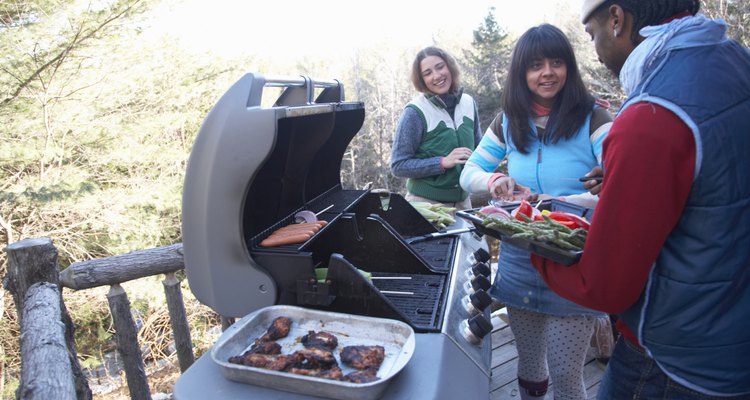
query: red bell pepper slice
[
  {"left": 514, "top": 200, "right": 533, "bottom": 222},
  {"left": 548, "top": 211, "right": 590, "bottom": 230},
  {"left": 549, "top": 217, "right": 577, "bottom": 228}
]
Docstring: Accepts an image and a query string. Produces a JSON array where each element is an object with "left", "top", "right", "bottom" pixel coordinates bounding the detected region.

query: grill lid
[{"left": 182, "top": 73, "right": 364, "bottom": 316}]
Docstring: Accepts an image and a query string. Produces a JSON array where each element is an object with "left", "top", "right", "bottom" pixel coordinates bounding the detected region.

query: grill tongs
[{"left": 406, "top": 226, "right": 476, "bottom": 244}]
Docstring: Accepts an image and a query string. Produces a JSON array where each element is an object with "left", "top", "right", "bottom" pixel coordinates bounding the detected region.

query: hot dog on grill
[
  {"left": 266, "top": 228, "right": 316, "bottom": 239},
  {"left": 260, "top": 221, "right": 328, "bottom": 247},
  {"left": 275, "top": 221, "right": 327, "bottom": 233},
  {"left": 260, "top": 232, "right": 312, "bottom": 247}
]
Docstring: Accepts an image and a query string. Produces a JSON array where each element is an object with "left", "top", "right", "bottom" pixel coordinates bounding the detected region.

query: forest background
[{"left": 1, "top": 0, "right": 748, "bottom": 397}]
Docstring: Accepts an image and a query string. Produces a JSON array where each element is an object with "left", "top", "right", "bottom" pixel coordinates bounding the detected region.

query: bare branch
[{"left": 2, "top": 0, "right": 142, "bottom": 105}]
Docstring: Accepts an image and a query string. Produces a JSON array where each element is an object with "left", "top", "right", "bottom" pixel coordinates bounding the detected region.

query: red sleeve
[{"left": 532, "top": 102, "right": 695, "bottom": 314}]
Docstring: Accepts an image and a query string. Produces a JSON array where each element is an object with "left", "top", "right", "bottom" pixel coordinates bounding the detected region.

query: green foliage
[
  {"left": 66, "top": 287, "right": 116, "bottom": 368},
  {"left": 461, "top": 7, "right": 512, "bottom": 128},
  {"left": 0, "top": 0, "right": 250, "bottom": 265}
]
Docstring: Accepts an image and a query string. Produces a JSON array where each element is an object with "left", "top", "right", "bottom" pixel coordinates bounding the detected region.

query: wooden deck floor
[{"left": 489, "top": 309, "right": 605, "bottom": 400}]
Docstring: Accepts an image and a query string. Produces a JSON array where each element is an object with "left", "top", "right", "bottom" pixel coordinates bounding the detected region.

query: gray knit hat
[{"left": 581, "top": 0, "right": 608, "bottom": 23}]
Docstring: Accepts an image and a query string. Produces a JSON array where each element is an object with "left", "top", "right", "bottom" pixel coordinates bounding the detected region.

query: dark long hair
[
  {"left": 410, "top": 46, "right": 461, "bottom": 94},
  {"left": 591, "top": 0, "right": 700, "bottom": 43},
  {"left": 501, "top": 24, "right": 594, "bottom": 154}
]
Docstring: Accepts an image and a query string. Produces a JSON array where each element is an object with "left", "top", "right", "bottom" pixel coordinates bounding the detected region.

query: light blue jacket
[{"left": 482, "top": 110, "right": 607, "bottom": 317}]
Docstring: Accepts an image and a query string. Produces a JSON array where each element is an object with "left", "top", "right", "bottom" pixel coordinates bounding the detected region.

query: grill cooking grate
[
  {"left": 408, "top": 237, "right": 457, "bottom": 272},
  {"left": 371, "top": 273, "right": 446, "bottom": 328}
]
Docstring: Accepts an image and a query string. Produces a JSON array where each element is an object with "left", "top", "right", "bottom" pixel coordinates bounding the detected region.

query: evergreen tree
[{"left": 460, "top": 7, "right": 512, "bottom": 129}]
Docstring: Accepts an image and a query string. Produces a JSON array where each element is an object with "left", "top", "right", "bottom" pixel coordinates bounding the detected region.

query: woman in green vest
[{"left": 390, "top": 46, "right": 483, "bottom": 210}]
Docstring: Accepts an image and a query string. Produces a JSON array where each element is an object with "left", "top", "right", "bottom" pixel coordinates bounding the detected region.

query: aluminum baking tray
[
  {"left": 211, "top": 305, "right": 415, "bottom": 400},
  {"left": 456, "top": 199, "right": 591, "bottom": 266}
]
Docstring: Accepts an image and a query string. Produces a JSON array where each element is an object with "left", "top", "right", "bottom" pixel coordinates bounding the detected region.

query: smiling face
[
  {"left": 419, "top": 55, "right": 453, "bottom": 95},
  {"left": 526, "top": 57, "right": 567, "bottom": 108}
]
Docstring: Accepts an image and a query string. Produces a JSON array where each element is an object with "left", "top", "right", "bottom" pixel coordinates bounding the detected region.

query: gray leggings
[{"left": 508, "top": 307, "right": 596, "bottom": 400}]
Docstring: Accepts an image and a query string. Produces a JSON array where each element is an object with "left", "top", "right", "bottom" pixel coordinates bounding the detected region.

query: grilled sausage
[
  {"left": 272, "top": 227, "right": 319, "bottom": 236},
  {"left": 267, "top": 229, "right": 316, "bottom": 239},
  {"left": 275, "top": 224, "right": 319, "bottom": 232},
  {"left": 260, "top": 232, "right": 312, "bottom": 247},
  {"left": 275, "top": 221, "right": 327, "bottom": 234}
]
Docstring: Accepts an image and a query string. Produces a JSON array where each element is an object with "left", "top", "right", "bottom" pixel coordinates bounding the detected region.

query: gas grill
[{"left": 175, "top": 74, "right": 495, "bottom": 399}]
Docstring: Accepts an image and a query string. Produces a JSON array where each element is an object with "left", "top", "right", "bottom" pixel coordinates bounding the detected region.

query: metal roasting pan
[{"left": 211, "top": 305, "right": 415, "bottom": 400}]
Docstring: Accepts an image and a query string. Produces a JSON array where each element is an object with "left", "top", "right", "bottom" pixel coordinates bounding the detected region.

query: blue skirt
[{"left": 489, "top": 241, "right": 606, "bottom": 317}]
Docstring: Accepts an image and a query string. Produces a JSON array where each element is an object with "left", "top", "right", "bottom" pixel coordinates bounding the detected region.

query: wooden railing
[{"left": 4, "top": 238, "right": 199, "bottom": 400}]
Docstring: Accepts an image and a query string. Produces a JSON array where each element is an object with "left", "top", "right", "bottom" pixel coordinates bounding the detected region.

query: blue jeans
[{"left": 598, "top": 336, "right": 750, "bottom": 400}]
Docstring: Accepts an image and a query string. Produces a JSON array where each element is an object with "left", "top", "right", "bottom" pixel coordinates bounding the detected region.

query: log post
[
  {"left": 4, "top": 238, "right": 60, "bottom": 325},
  {"left": 106, "top": 284, "right": 150, "bottom": 400},
  {"left": 18, "top": 282, "right": 76, "bottom": 399},
  {"left": 59, "top": 244, "right": 184, "bottom": 290},
  {"left": 4, "top": 238, "right": 91, "bottom": 400},
  {"left": 162, "top": 272, "right": 194, "bottom": 371}
]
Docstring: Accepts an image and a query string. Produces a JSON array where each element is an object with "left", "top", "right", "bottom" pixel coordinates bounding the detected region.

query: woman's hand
[
  {"left": 490, "top": 176, "right": 532, "bottom": 201},
  {"left": 441, "top": 147, "right": 473, "bottom": 169},
  {"left": 582, "top": 166, "right": 604, "bottom": 195}
]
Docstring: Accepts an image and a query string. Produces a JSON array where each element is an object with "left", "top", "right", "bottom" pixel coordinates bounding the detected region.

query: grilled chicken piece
[
  {"left": 263, "top": 354, "right": 297, "bottom": 371},
  {"left": 258, "top": 316, "right": 292, "bottom": 342},
  {"left": 292, "top": 347, "right": 338, "bottom": 369},
  {"left": 343, "top": 367, "right": 380, "bottom": 383},
  {"left": 318, "top": 365, "right": 345, "bottom": 380},
  {"left": 287, "top": 365, "right": 344, "bottom": 380},
  {"left": 301, "top": 330, "right": 339, "bottom": 350},
  {"left": 227, "top": 341, "right": 281, "bottom": 364},
  {"left": 228, "top": 353, "right": 295, "bottom": 371},
  {"left": 248, "top": 341, "right": 282, "bottom": 355},
  {"left": 340, "top": 345, "right": 385, "bottom": 370}
]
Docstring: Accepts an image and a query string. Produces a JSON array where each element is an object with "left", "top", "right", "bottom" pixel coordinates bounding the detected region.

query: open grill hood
[{"left": 182, "top": 74, "right": 365, "bottom": 317}]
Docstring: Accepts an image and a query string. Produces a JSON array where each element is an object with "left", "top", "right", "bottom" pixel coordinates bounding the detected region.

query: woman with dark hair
[
  {"left": 390, "top": 46, "right": 482, "bottom": 210},
  {"left": 460, "top": 24, "right": 612, "bottom": 400},
  {"left": 533, "top": 1, "right": 750, "bottom": 399}
]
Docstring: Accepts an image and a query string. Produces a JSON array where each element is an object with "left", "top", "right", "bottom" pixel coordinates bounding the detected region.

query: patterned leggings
[{"left": 508, "top": 307, "right": 596, "bottom": 400}]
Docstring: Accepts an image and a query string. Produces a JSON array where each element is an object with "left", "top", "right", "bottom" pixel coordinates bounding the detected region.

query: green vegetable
[
  {"left": 481, "top": 214, "right": 587, "bottom": 252},
  {"left": 541, "top": 215, "right": 574, "bottom": 234},
  {"left": 314, "top": 267, "right": 372, "bottom": 283},
  {"left": 410, "top": 201, "right": 457, "bottom": 229}
]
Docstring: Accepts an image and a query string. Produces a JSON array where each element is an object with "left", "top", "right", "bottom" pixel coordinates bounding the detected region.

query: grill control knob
[
  {"left": 471, "top": 261, "right": 491, "bottom": 277},
  {"left": 471, "top": 274, "right": 492, "bottom": 292},
  {"left": 462, "top": 289, "right": 493, "bottom": 315},
  {"left": 472, "top": 248, "right": 491, "bottom": 264},
  {"left": 463, "top": 274, "right": 492, "bottom": 295},
  {"left": 461, "top": 313, "right": 493, "bottom": 344}
]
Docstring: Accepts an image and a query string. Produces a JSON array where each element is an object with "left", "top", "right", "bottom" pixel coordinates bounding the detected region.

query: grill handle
[{"left": 247, "top": 74, "right": 345, "bottom": 107}]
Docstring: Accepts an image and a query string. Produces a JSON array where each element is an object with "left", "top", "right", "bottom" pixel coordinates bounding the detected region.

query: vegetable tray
[{"left": 455, "top": 199, "right": 592, "bottom": 266}]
